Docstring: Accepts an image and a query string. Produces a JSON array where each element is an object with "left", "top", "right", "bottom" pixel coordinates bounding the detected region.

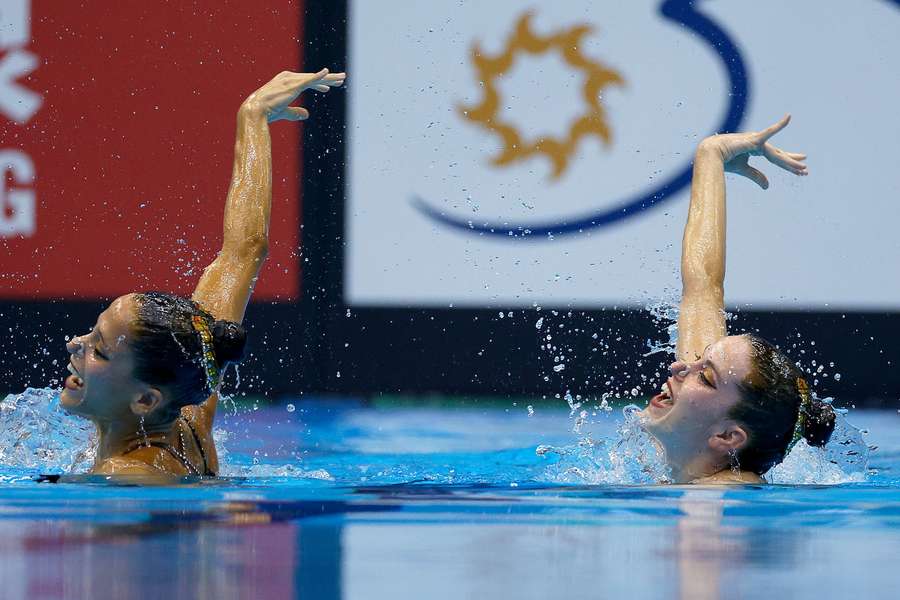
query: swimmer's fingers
[
  {"left": 284, "top": 107, "right": 309, "bottom": 121},
  {"left": 736, "top": 163, "right": 770, "bottom": 190},
  {"left": 322, "top": 73, "right": 345, "bottom": 86},
  {"left": 268, "top": 106, "right": 309, "bottom": 123},
  {"left": 304, "top": 78, "right": 344, "bottom": 94},
  {"left": 301, "top": 68, "right": 330, "bottom": 85},
  {"left": 763, "top": 143, "right": 809, "bottom": 176},
  {"left": 757, "top": 114, "right": 792, "bottom": 143},
  {"left": 725, "top": 154, "right": 770, "bottom": 189},
  {"left": 294, "top": 70, "right": 345, "bottom": 91}
]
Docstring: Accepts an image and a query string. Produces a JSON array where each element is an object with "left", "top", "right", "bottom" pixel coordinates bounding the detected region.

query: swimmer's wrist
[
  {"left": 238, "top": 100, "right": 268, "bottom": 122},
  {"left": 696, "top": 138, "right": 726, "bottom": 162}
]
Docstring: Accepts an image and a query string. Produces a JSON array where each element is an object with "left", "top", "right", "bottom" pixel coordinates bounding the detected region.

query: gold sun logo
[{"left": 459, "top": 12, "right": 624, "bottom": 180}]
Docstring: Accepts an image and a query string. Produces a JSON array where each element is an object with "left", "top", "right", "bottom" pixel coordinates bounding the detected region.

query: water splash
[
  {"left": 0, "top": 388, "right": 96, "bottom": 473},
  {"left": 643, "top": 295, "right": 680, "bottom": 357},
  {"left": 218, "top": 461, "right": 334, "bottom": 480},
  {"left": 537, "top": 404, "right": 671, "bottom": 484},
  {"left": 767, "top": 411, "right": 869, "bottom": 484}
]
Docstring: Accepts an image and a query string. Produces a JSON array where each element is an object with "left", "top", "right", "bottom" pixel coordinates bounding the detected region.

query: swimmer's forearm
[
  {"left": 220, "top": 104, "right": 273, "bottom": 259},
  {"left": 681, "top": 141, "right": 726, "bottom": 297}
]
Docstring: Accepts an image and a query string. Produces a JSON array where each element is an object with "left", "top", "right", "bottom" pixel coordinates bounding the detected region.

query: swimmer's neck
[
  {"left": 92, "top": 417, "right": 173, "bottom": 465},
  {"left": 664, "top": 450, "right": 723, "bottom": 484},
  {"left": 667, "top": 453, "right": 762, "bottom": 485}
]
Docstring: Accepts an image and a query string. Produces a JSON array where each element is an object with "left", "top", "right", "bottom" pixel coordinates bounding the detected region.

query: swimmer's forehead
[
  {"left": 95, "top": 295, "right": 138, "bottom": 346},
  {"left": 704, "top": 337, "right": 752, "bottom": 383}
]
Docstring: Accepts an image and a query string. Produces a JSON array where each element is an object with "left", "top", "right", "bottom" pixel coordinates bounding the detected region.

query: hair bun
[
  {"left": 801, "top": 399, "right": 837, "bottom": 447},
  {"left": 210, "top": 320, "right": 247, "bottom": 365}
]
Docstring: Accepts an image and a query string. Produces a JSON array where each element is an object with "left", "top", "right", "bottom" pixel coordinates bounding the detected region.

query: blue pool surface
[{"left": 1, "top": 396, "right": 900, "bottom": 599}]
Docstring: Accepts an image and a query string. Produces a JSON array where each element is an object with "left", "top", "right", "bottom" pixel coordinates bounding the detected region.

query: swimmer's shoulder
[
  {"left": 89, "top": 458, "right": 183, "bottom": 484},
  {"left": 92, "top": 448, "right": 186, "bottom": 478},
  {"left": 692, "top": 470, "right": 764, "bottom": 485}
]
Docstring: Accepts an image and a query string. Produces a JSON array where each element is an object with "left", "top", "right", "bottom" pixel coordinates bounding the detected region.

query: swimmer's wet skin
[
  {"left": 636, "top": 116, "right": 836, "bottom": 484},
  {"left": 56, "top": 69, "right": 346, "bottom": 479}
]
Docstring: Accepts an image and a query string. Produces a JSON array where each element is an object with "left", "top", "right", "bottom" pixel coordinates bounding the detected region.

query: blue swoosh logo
[{"left": 412, "top": 0, "right": 748, "bottom": 238}]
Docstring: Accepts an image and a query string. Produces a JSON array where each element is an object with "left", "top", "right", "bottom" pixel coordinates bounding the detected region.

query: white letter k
[{"left": 0, "top": 49, "right": 42, "bottom": 124}]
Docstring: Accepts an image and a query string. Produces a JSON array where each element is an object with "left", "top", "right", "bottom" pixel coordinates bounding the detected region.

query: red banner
[{"left": 0, "top": 1, "right": 303, "bottom": 300}]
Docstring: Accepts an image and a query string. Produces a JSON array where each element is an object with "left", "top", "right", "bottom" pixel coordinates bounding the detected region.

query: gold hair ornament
[
  {"left": 191, "top": 315, "right": 220, "bottom": 393},
  {"left": 787, "top": 377, "right": 811, "bottom": 451}
]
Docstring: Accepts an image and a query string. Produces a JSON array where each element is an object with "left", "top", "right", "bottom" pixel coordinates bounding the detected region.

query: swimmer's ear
[
  {"left": 130, "top": 388, "right": 165, "bottom": 417},
  {"left": 708, "top": 423, "right": 749, "bottom": 454}
]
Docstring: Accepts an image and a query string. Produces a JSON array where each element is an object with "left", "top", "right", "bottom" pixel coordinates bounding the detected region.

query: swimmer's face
[
  {"left": 641, "top": 336, "right": 752, "bottom": 472},
  {"left": 60, "top": 294, "right": 149, "bottom": 421}
]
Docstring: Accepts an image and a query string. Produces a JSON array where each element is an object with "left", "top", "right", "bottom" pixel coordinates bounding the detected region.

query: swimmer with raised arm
[
  {"left": 641, "top": 116, "right": 836, "bottom": 484},
  {"left": 59, "top": 69, "right": 345, "bottom": 477}
]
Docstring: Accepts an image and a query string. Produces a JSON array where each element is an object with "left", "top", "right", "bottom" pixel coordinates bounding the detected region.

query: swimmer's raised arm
[
  {"left": 677, "top": 115, "right": 807, "bottom": 362},
  {"left": 191, "top": 69, "right": 345, "bottom": 323},
  {"left": 186, "top": 69, "right": 344, "bottom": 431}
]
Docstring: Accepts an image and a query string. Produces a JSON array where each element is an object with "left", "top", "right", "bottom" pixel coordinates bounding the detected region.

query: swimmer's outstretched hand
[
  {"left": 242, "top": 69, "right": 346, "bottom": 122},
  {"left": 699, "top": 114, "right": 808, "bottom": 189}
]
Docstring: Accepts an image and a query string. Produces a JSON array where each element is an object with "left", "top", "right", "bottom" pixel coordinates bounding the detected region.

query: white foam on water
[
  {"left": 0, "top": 387, "right": 96, "bottom": 473},
  {"left": 538, "top": 404, "right": 672, "bottom": 484}
]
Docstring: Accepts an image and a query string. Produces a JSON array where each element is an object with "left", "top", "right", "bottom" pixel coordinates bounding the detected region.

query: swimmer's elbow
[
  {"left": 682, "top": 264, "right": 724, "bottom": 295},
  {"left": 682, "top": 277, "right": 724, "bottom": 304},
  {"left": 244, "top": 235, "right": 270, "bottom": 260},
  {"left": 225, "top": 234, "right": 269, "bottom": 262}
]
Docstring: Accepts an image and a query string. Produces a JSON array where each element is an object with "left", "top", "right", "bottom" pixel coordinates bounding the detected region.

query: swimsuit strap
[
  {"left": 124, "top": 439, "right": 201, "bottom": 476},
  {"left": 179, "top": 417, "right": 216, "bottom": 477},
  {"left": 149, "top": 440, "right": 202, "bottom": 476}
]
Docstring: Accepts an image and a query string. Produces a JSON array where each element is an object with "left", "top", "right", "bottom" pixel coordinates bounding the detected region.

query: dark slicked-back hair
[
  {"left": 130, "top": 292, "right": 247, "bottom": 420},
  {"left": 730, "top": 334, "right": 836, "bottom": 474}
]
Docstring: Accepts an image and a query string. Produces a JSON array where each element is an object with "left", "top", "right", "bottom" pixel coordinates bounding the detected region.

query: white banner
[{"left": 345, "top": 0, "right": 900, "bottom": 310}]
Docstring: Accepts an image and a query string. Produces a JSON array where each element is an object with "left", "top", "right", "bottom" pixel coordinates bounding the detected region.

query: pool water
[{"left": 1, "top": 392, "right": 899, "bottom": 599}]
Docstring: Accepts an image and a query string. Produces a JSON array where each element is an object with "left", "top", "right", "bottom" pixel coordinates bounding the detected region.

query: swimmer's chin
[
  {"left": 635, "top": 406, "right": 658, "bottom": 426},
  {"left": 60, "top": 374, "right": 87, "bottom": 412},
  {"left": 59, "top": 388, "right": 87, "bottom": 412}
]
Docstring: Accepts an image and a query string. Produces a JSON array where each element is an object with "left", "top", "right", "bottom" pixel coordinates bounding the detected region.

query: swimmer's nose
[
  {"left": 66, "top": 337, "right": 85, "bottom": 357},
  {"left": 669, "top": 360, "right": 690, "bottom": 380}
]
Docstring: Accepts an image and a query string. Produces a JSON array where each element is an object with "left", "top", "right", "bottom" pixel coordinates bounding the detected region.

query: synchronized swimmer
[
  {"left": 59, "top": 69, "right": 345, "bottom": 476},
  {"left": 639, "top": 115, "right": 834, "bottom": 483}
]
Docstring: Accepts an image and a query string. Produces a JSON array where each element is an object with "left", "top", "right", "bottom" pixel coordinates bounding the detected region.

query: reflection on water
[
  {"left": 1, "top": 485, "right": 899, "bottom": 599},
  {"left": 0, "top": 499, "right": 361, "bottom": 600}
]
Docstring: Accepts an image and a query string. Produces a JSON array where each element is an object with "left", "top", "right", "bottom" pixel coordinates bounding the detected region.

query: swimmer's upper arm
[
  {"left": 677, "top": 141, "right": 728, "bottom": 361},
  {"left": 678, "top": 292, "right": 726, "bottom": 362}
]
